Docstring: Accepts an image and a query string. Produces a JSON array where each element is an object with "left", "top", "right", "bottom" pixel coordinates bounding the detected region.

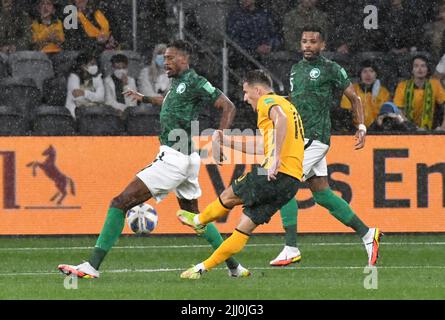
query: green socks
[
  {"left": 201, "top": 222, "right": 239, "bottom": 270},
  {"left": 313, "top": 188, "right": 369, "bottom": 237},
  {"left": 279, "top": 198, "right": 298, "bottom": 247},
  {"left": 89, "top": 208, "right": 241, "bottom": 271},
  {"left": 89, "top": 207, "right": 125, "bottom": 270}
]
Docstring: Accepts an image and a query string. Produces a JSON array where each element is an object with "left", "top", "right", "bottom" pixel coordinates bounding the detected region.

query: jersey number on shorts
[{"left": 138, "top": 152, "right": 165, "bottom": 172}]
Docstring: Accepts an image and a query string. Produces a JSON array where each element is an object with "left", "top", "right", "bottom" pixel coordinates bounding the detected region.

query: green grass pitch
[{"left": 0, "top": 234, "right": 444, "bottom": 300}]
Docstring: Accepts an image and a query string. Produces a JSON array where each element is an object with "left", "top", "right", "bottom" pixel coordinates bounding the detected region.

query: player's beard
[{"left": 303, "top": 51, "right": 319, "bottom": 60}]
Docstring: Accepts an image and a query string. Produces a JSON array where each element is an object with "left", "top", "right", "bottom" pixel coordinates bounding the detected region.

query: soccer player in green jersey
[
  {"left": 270, "top": 26, "right": 382, "bottom": 267},
  {"left": 57, "top": 40, "right": 250, "bottom": 279}
]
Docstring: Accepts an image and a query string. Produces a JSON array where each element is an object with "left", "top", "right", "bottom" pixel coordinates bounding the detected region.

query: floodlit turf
[{"left": 0, "top": 234, "right": 444, "bottom": 300}]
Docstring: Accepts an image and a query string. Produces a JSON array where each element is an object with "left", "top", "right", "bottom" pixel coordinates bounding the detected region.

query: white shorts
[
  {"left": 136, "top": 145, "right": 202, "bottom": 202},
  {"left": 302, "top": 138, "right": 330, "bottom": 181}
]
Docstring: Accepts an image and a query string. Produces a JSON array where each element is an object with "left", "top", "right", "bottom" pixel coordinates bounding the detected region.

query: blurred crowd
[{"left": 1, "top": 0, "right": 445, "bottom": 135}]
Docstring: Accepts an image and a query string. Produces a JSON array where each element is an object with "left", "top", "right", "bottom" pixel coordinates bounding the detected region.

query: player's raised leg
[
  {"left": 176, "top": 198, "right": 250, "bottom": 277},
  {"left": 177, "top": 186, "right": 250, "bottom": 279},
  {"left": 309, "top": 176, "right": 382, "bottom": 266},
  {"left": 179, "top": 187, "right": 252, "bottom": 279},
  {"left": 270, "top": 198, "right": 301, "bottom": 266},
  {"left": 177, "top": 186, "right": 242, "bottom": 230},
  {"left": 58, "top": 177, "right": 152, "bottom": 278}
]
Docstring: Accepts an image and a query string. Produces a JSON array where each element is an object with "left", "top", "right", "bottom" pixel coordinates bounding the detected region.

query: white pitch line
[
  {"left": 1, "top": 241, "right": 445, "bottom": 251},
  {"left": 1, "top": 265, "right": 445, "bottom": 277}
]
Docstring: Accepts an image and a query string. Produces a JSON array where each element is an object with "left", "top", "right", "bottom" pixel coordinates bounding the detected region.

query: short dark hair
[
  {"left": 301, "top": 25, "right": 325, "bottom": 41},
  {"left": 411, "top": 54, "right": 431, "bottom": 75},
  {"left": 71, "top": 51, "right": 96, "bottom": 75},
  {"left": 110, "top": 54, "right": 128, "bottom": 65},
  {"left": 167, "top": 40, "right": 193, "bottom": 56},
  {"left": 358, "top": 59, "right": 379, "bottom": 77},
  {"left": 243, "top": 69, "right": 273, "bottom": 88}
]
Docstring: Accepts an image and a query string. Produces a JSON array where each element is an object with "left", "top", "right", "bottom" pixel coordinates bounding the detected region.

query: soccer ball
[{"left": 126, "top": 203, "right": 158, "bottom": 234}]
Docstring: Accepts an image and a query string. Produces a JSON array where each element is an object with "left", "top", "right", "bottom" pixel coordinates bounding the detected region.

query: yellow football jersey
[{"left": 257, "top": 94, "right": 304, "bottom": 180}]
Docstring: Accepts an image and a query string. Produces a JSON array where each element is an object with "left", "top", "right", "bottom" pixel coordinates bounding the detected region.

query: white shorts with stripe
[
  {"left": 136, "top": 145, "right": 202, "bottom": 202},
  {"left": 302, "top": 138, "right": 330, "bottom": 181}
]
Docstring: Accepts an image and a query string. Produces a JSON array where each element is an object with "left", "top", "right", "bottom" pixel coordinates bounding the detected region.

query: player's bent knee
[
  {"left": 110, "top": 194, "right": 136, "bottom": 212},
  {"left": 219, "top": 187, "right": 242, "bottom": 208},
  {"left": 110, "top": 195, "right": 125, "bottom": 210}
]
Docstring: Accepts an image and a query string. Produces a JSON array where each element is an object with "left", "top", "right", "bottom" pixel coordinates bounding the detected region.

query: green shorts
[{"left": 231, "top": 166, "right": 300, "bottom": 225}]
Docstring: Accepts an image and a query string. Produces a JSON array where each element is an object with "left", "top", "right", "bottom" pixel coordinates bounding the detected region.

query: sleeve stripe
[{"left": 268, "top": 104, "right": 280, "bottom": 119}]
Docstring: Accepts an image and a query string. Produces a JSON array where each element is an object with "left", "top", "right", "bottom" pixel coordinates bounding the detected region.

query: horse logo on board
[{"left": 26, "top": 145, "right": 76, "bottom": 206}]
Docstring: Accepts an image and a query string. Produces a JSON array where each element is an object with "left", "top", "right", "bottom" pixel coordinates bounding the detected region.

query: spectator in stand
[
  {"left": 321, "top": 0, "right": 358, "bottom": 54},
  {"left": 31, "top": 0, "right": 64, "bottom": 54},
  {"left": 434, "top": 52, "right": 445, "bottom": 86},
  {"left": 283, "top": 0, "right": 328, "bottom": 52},
  {"left": 368, "top": 102, "right": 417, "bottom": 132},
  {"left": 393, "top": 55, "right": 445, "bottom": 130},
  {"left": 104, "top": 54, "right": 137, "bottom": 112},
  {"left": 226, "top": 0, "right": 281, "bottom": 68},
  {"left": 65, "top": 51, "right": 105, "bottom": 118},
  {"left": 138, "top": 43, "right": 170, "bottom": 98},
  {"left": 383, "top": 0, "right": 420, "bottom": 53},
  {"left": 340, "top": 60, "right": 391, "bottom": 128},
  {"left": 63, "top": 0, "right": 118, "bottom": 53},
  {"left": 322, "top": 0, "right": 386, "bottom": 53},
  {"left": 424, "top": 2, "right": 445, "bottom": 62},
  {"left": 0, "top": 0, "right": 32, "bottom": 54}
]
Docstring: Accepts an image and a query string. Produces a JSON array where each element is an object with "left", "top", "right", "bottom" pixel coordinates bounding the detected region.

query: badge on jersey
[
  {"left": 202, "top": 81, "right": 216, "bottom": 94},
  {"left": 264, "top": 98, "right": 275, "bottom": 105},
  {"left": 309, "top": 68, "right": 321, "bottom": 80},
  {"left": 176, "top": 83, "right": 186, "bottom": 94},
  {"left": 340, "top": 67, "right": 348, "bottom": 79}
]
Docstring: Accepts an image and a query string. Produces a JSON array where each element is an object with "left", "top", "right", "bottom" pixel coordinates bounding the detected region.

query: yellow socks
[
  {"left": 199, "top": 198, "right": 231, "bottom": 225},
  {"left": 203, "top": 229, "right": 250, "bottom": 271}
]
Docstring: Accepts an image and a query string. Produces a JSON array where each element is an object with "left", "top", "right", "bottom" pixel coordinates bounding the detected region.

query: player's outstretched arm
[
  {"left": 123, "top": 89, "right": 164, "bottom": 106},
  {"left": 217, "top": 131, "right": 263, "bottom": 155},
  {"left": 343, "top": 84, "right": 366, "bottom": 150},
  {"left": 214, "top": 94, "right": 236, "bottom": 130},
  {"left": 211, "top": 130, "right": 263, "bottom": 162}
]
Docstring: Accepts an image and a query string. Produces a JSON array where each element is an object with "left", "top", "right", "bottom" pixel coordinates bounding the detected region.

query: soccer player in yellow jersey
[{"left": 177, "top": 69, "right": 304, "bottom": 279}]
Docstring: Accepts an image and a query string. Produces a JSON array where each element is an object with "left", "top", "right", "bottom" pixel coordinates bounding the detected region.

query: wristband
[{"left": 358, "top": 124, "right": 367, "bottom": 133}]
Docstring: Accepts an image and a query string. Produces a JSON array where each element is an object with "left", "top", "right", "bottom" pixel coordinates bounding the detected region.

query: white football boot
[
  {"left": 362, "top": 227, "right": 383, "bottom": 266},
  {"left": 228, "top": 264, "right": 251, "bottom": 277},
  {"left": 269, "top": 246, "right": 302, "bottom": 266},
  {"left": 58, "top": 261, "right": 100, "bottom": 279}
]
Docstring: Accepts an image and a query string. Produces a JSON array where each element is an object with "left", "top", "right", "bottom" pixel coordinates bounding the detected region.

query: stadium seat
[
  {"left": 99, "top": 50, "right": 142, "bottom": 79},
  {"left": 194, "top": 1, "right": 231, "bottom": 45},
  {"left": 0, "top": 77, "right": 41, "bottom": 117},
  {"left": 8, "top": 51, "right": 54, "bottom": 91},
  {"left": 0, "top": 53, "right": 8, "bottom": 79},
  {"left": 0, "top": 105, "right": 29, "bottom": 135},
  {"left": 42, "top": 76, "right": 67, "bottom": 107},
  {"left": 76, "top": 104, "right": 125, "bottom": 136},
  {"left": 49, "top": 51, "right": 80, "bottom": 77},
  {"left": 32, "top": 105, "right": 76, "bottom": 136},
  {"left": 125, "top": 105, "right": 161, "bottom": 135}
]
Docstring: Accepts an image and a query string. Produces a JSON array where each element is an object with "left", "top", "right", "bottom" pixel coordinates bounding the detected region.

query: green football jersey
[
  {"left": 289, "top": 55, "right": 350, "bottom": 145},
  {"left": 159, "top": 69, "right": 222, "bottom": 154}
]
